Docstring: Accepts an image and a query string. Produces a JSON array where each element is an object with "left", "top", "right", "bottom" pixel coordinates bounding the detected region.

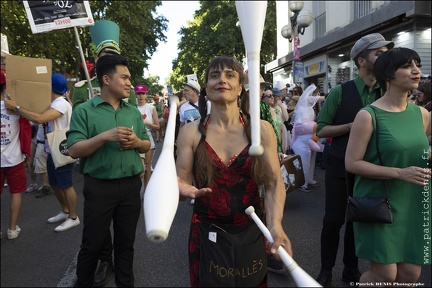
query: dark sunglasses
[{"left": 263, "top": 94, "right": 274, "bottom": 98}]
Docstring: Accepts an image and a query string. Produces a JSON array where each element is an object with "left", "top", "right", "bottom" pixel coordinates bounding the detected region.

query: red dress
[{"left": 188, "top": 140, "right": 267, "bottom": 287}]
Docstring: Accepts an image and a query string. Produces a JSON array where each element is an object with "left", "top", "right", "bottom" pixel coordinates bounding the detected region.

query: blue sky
[{"left": 146, "top": 1, "right": 200, "bottom": 85}]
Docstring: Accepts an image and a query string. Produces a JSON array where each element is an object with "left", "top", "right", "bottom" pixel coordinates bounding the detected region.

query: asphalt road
[{"left": 1, "top": 138, "right": 431, "bottom": 287}]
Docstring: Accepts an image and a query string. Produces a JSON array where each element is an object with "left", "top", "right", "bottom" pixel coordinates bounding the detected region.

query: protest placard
[{"left": 23, "top": 1, "right": 94, "bottom": 34}]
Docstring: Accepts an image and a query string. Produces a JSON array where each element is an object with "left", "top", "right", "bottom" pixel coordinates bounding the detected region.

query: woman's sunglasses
[{"left": 263, "top": 94, "right": 274, "bottom": 98}]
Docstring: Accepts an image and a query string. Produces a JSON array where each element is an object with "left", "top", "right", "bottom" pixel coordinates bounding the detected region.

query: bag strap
[
  {"left": 189, "top": 101, "right": 199, "bottom": 110},
  {"left": 370, "top": 106, "right": 390, "bottom": 199}
]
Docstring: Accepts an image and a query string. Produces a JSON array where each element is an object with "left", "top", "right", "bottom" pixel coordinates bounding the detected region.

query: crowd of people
[{"left": 1, "top": 18, "right": 430, "bottom": 288}]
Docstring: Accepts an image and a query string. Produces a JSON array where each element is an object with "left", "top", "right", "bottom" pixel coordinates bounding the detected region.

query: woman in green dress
[{"left": 345, "top": 47, "right": 431, "bottom": 284}]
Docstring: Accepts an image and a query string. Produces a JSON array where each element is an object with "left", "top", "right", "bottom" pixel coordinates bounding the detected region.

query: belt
[{"left": 37, "top": 140, "right": 45, "bottom": 144}]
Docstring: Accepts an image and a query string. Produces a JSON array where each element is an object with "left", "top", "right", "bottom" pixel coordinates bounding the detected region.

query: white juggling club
[
  {"left": 236, "top": 1, "right": 267, "bottom": 156},
  {"left": 144, "top": 96, "right": 180, "bottom": 243},
  {"left": 245, "top": 206, "right": 322, "bottom": 287},
  {"left": 235, "top": 1, "right": 267, "bottom": 156}
]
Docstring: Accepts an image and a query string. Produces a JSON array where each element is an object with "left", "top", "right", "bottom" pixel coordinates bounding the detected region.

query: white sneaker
[
  {"left": 25, "top": 183, "right": 38, "bottom": 193},
  {"left": 190, "top": 199, "right": 195, "bottom": 205},
  {"left": 47, "top": 211, "right": 69, "bottom": 223},
  {"left": 54, "top": 217, "right": 80, "bottom": 232},
  {"left": 298, "top": 185, "right": 311, "bottom": 193},
  {"left": 7, "top": 225, "right": 21, "bottom": 240}
]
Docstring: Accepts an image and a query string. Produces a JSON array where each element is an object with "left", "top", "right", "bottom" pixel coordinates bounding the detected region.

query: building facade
[{"left": 265, "top": 1, "right": 431, "bottom": 93}]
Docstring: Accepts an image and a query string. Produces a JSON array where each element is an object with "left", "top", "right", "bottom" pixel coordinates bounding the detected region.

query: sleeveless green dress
[{"left": 353, "top": 103, "right": 430, "bottom": 264}]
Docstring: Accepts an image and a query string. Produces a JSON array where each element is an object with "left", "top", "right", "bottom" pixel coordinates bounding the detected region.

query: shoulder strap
[
  {"left": 370, "top": 106, "right": 389, "bottom": 199},
  {"left": 189, "top": 101, "right": 199, "bottom": 110}
]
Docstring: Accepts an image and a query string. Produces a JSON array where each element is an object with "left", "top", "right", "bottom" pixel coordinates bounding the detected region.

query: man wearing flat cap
[
  {"left": 315, "top": 33, "right": 394, "bottom": 287},
  {"left": 72, "top": 20, "right": 136, "bottom": 110}
]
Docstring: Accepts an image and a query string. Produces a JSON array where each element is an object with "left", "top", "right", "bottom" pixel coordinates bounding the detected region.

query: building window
[
  {"left": 355, "top": 1, "right": 372, "bottom": 19},
  {"left": 313, "top": 1, "right": 326, "bottom": 39},
  {"left": 314, "top": 12, "right": 326, "bottom": 39}
]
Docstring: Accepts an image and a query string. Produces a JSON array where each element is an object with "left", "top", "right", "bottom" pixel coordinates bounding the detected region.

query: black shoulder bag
[{"left": 345, "top": 107, "right": 394, "bottom": 224}]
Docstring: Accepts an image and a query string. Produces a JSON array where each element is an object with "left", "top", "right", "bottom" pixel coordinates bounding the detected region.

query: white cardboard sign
[{"left": 23, "top": 0, "right": 94, "bottom": 34}]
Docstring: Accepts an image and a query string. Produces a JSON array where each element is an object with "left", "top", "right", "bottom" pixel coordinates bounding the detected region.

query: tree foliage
[
  {"left": 168, "top": 0, "right": 277, "bottom": 92},
  {"left": 140, "top": 74, "right": 164, "bottom": 96},
  {"left": 1, "top": 0, "right": 168, "bottom": 88},
  {"left": 1, "top": 1, "right": 278, "bottom": 94}
]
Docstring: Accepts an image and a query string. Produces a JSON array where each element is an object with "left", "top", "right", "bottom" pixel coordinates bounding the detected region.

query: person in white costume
[{"left": 290, "top": 84, "right": 325, "bottom": 192}]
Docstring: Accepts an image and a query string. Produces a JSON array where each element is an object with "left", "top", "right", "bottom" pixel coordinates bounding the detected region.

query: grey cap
[
  {"left": 350, "top": 33, "right": 394, "bottom": 60},
  {"left": 272, "top": 87, "right": 283, "bottom": 97}
]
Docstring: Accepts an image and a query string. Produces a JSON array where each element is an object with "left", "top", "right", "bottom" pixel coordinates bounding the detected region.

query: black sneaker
[
  {"left": 35, "top": 186, "right": 51, "bottom": 198},
  {"left": 342, "top": 268, "right": 361, "bottom": 282},
  {"left": 267, "top": 254, "right": 288, "bottom": 274},
  {"left": 93, "top": 260, "right": 114, "bottom": 287},
  {"left": 316, "top": 269, "right": 332, "bottom": 287}
]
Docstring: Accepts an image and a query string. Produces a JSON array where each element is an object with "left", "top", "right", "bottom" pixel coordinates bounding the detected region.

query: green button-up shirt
[
  {"left": 317, "top": 76, "right": 381, "bottom": 133},
  {"left": 66, "top": 95, "right": 148, "bottom": 179}
]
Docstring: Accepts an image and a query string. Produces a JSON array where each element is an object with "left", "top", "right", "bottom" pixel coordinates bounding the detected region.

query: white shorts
[
  {"left": 149, "top": 130, "right": 155, "bottom": 150},
  {"left": 34, "top": 143, "right": 47, "bottom": 173},
  {"left": 139, "top": 129, "right": 156, "bottom": 158}
]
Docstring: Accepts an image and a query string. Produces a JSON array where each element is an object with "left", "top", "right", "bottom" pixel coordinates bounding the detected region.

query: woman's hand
[
  {"left": 267, "top": 223, "right": 293, "bottom": 257},
  {"left": 398, "top": 166, "right": 431, "bottom": 185},
  {"left": 178, "top": 177, "right": 212, "bottom": 201},
  {"left": 278, "top": 153, "right": 286, "bottom": 163}
]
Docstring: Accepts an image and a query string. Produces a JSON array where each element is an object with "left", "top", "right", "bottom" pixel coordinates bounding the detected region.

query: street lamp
[
  {"left": 281, "top": 1, "right": 313, "bottom": 42},
  {"left": 280, "top": 2, "right": 313, "bottom": 86}
]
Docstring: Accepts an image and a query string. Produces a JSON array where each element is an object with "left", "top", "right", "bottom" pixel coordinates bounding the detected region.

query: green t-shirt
[
  {"left": 155, "top": 103, "right": 163, "bottom": 118},
  {"left": 316, "top": 76, "right": 381, "bottom": 133},
  {"left": 67, "top": 95, "right": 149, "bottom": 179}
]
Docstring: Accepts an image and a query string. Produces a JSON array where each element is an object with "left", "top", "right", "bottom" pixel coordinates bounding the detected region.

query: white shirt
[
  {"left": 137, "top": 103, "right": 156, "bottom": 150},
  {"left": 36, "top": 123, "right": 45, "bottom": 142},
  {"left": 179, "top": 101, "right": 200, "bottom": 124},
  {"left": 1, "top": 101, "right": 25, "bottom": 167},
  {"left": 137, "top": 103, "right": 155, "bottom": 132},
  {"left": 45, "top": 97, "right": 72, "bottom": 154}
]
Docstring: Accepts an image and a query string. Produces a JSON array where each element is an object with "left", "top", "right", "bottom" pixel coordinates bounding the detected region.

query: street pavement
[{"left": 1, "top": 139, "right": 431, "bottom": 287}]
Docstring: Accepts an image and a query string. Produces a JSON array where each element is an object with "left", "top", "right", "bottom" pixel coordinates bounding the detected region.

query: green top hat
[{"left": 90, "top": 20, "right": 120, "bottom": 56}]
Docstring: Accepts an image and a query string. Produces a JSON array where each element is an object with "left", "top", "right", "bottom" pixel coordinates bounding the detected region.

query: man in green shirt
[
  {"left": 315, "top": 33, "right": 394, "bottom": 287},
  {"left": 71, "top": 20, "right": 137, "bottom": 286},
  {"left": 67, "top": 54, "right": 150, "bottom": 287}
]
